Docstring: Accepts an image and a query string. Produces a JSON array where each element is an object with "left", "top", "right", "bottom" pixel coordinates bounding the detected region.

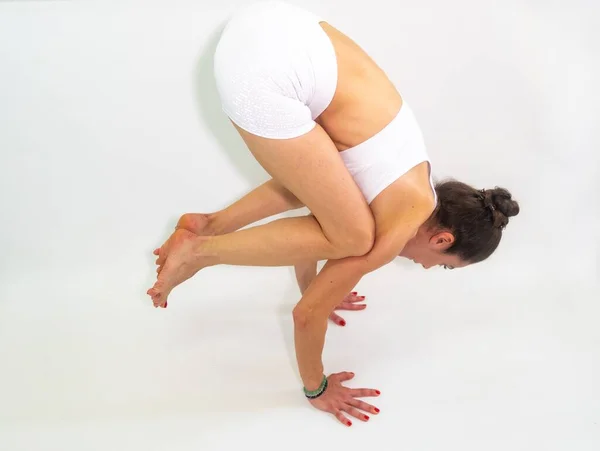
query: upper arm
[
  {"left": 357, "top": 207, "right": 429, "bottom": 274},
  {"left": 293, "top": 216, "right": 416, "bottom": 318},
  {"left": 294, "top": 188, "right": 433, "bottom": 318},
  {"left": 360, "top": 179, "right": 436, "bottom": 272},
  {"left": 293, "top": 255, "right": 366, "bottom": 319}
]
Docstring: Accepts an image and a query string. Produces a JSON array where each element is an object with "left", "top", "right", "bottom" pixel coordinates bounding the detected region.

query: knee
[
  {"left": 348, "top": 225, "right": 376, "bottom": 256},
  {"left": 331, "top": 219, "right": 375, "bottom": 258}
]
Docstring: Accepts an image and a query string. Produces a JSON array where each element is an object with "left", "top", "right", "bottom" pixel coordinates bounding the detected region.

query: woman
[{"left": 147, "top": 1, "right": 519, "bottom": 426}]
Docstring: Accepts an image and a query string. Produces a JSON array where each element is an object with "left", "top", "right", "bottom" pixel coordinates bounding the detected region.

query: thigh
[{"left": 232, "top": 121, "right": 373, "bottom": 240}]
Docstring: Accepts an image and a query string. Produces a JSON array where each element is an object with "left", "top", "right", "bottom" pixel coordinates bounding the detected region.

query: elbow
[
  {"left": 292, "top": 305, "right": 316, "bottom": 329},
  {"left": 292, "top": 305, "right": 309, "bottom": 328}
]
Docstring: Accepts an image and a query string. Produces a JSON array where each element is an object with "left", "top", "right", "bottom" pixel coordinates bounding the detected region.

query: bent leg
[
  {"left": 147, "top": 125, "right": 375, "bottom": 305},
  {"left": 218, "top": 122, "right": 375, "bottom": 260},
  {"left": 179, "top": 178, "right": 304, "bottom": 236}
]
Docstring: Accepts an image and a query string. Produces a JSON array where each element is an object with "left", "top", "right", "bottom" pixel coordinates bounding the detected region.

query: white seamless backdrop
[{"left": 0, "top": 1, "right": 598, "bottom": 450}]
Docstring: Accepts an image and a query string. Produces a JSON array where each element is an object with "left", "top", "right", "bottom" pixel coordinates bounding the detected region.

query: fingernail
[
  {"left": 364, "top": 415, "right": 369, "bottom": 420},
  {"left": 374, "top": 407, "right": 380, "bottom": 413},
  {"left": 375, "top": 390, "right": 381, "bottom": 395},
  {"left": 351, "top": 291, "right": 357, "bottom": 295},
  {"left": 346, "top": 421, "right": 352, "bottom": 426},
  {"left": 360, "top": 296, "right": 365, "bottom": 299},
  {"left": 339, "top": 320, "right": 346, "bottom": 326}
]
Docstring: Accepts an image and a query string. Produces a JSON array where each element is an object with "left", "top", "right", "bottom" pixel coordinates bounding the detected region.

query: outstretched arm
[
  {"left": 292, "top": 256, "right": 370, "bottom": 389},
  {"left": 291, "top": 191, "right": 431, "bottom": 398},
  {"left": 292, "top": 230, "right": 402, "bottom": 389},
  {"left": 290, "top": 232, "right": 405, "bottom": 426}
]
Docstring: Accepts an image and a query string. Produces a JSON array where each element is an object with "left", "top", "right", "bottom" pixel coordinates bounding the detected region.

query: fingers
[
  {"left": 338, "top": 292, "right": 366, "bottom": 310},
  {"left": 328, "top": 312, "right": 346, "bottom": 326},
  {"left": 334, "top": 410, "right": 352, "bottom": 427},
  {"left": 341, "top": 404, "right": 370, "bottom": 422},
  {"left": 348, "top": 387, "right": 381, "bottom": 398},
  {"left": 332, "top": 371, "right": 355, "bottom": 382},
  {"left": 337, "top": 302, "right": 366, "bottom": 311},
  {"left": 346, "top": 398, "right": 380, "bottom": 415},
  {"left": 346, "top": 293, "right": 366, "bottom": 303}
]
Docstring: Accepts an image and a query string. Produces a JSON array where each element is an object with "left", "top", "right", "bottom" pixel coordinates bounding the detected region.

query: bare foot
[
  {"left": 147, "top": 229, "right": 212, "bottom": 308},
  {"left": 175, "top": 213, "right": 215, "bottom": 236},
  {"left": 153, "top": 213, "right": 214, "bottom": 268},
  {"left": 154, "top": 213, "right": 211, "bottom": 268}
]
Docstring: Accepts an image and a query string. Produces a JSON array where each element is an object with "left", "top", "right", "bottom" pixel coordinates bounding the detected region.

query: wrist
[
  {"left": 303, "top": 374, "right": 328, "bottom": 399},
  {"left": 302, "top": 361, "right": 325, "bottom": 391},
  {"left": 303, "top": 374, "right": 324, "bottom": 391}
]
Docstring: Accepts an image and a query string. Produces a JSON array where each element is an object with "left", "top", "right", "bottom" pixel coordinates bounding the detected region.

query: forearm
[
  {"left": 293, "top": 311, "right": 329, "bottom": 390},
  {"left": 212, "top": 179, "right": 304, "bottom": 234},
  {"left": 292, "top": 226, "right": 408, "bottom": 391},
  {"left": 292, "top": 257, "right": 366, "bottom": 390}
]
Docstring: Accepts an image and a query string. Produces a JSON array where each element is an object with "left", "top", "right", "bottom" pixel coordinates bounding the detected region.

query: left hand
[
  {"left": 329, "top": 292, "right": 367, "bottom": 326},
  {"left": 308, "top": 371, "right": 380, "bottom": 426}
]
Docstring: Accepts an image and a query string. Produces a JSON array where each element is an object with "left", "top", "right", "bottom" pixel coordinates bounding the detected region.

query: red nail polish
[
  {"left": 374, "top": 407, "right": 380, "bottom": 413},
  {"left": 375, "top": 390, "right": 381, "bottom": 395},
  {"left": 346, "top": 421, "right": 352, "bottom": 426},
  {"left": 364, "top": 415, "right": 369, "bottom": 420},
  {"left": 340, "top": 320, "right": 346, "bottom": 326},
  {"left": 351, "top": 292, "right": 357, "bottom": 295}
]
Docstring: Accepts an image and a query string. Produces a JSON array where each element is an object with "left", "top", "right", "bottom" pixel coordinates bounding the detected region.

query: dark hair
[{"left": 429, "top": 180, "right": 520, "bottom": 263}]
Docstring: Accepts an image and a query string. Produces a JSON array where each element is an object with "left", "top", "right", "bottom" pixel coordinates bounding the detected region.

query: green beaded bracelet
[{"left": 303, "top": 375, "right": 328, "bottom": 399}]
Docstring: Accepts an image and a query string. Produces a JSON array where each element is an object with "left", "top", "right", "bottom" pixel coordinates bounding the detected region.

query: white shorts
[{"left": 213, "top": 1, "right": 337, "bottom": 139}]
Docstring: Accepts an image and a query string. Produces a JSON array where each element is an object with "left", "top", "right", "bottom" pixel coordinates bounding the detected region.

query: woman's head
[{"left": 401, "top": 180, "right": 520, "bottom": 269}]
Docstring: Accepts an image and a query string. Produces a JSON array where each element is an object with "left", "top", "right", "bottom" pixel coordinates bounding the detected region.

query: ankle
[
  {"left": 194, "top": 235, "right": 220, "bottom": 266},
  {"left": 208, "top": 210, "right": 235, "bottom": 235},
  {"left": 204, "top": 212, "right": 219, "bottom": 235}
]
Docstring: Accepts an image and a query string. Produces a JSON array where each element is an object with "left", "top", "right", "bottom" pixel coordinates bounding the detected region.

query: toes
[
  {"left": 149, "top": 277, "right": 172, "bottom": 307},
  {"left": 147, "top": 282, "right": 164, "bottom": 298},
  {"left": 154, "top": 247, "right": 167, "bottom": 266},
  {"left": 155, "top": 252, "right": 165, "bottom": 264},
  {"left": 148, "top": 289, "right": 166, "bottom": 308}
]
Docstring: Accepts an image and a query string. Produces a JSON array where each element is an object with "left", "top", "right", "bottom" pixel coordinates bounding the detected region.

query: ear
[{"left": 429, "top": 231, "right": 455, "bottom": 249}]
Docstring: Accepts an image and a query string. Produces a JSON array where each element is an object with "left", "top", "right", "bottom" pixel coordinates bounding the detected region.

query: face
[{"left": 399, "top": 225, "right": 469, "bottom": 270}]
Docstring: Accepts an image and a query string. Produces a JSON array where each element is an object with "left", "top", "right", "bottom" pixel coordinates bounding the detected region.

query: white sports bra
[{"left": 339, "top": 102, "right": 437, "bottom": 205}]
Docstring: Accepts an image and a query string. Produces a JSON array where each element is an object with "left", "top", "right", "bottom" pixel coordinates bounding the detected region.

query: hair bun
[{"left": 481, "top": 187, "right": 520, "bottom": 228}]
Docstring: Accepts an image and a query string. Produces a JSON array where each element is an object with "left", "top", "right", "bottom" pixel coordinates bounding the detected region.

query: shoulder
[
  {"left": 370, "top": 166, "right": 436, "bottom": 234},
  {"left": 358, "top": 175, "right": 434, "bottom": 272}
]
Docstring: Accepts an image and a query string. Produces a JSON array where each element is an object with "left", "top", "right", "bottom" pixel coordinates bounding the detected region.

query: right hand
[
  {"left": 308, "top": 372, "right": 380, "bottom": 426},
  {"left": 328, "top": 292, "right": 367, "bottom": 326}
]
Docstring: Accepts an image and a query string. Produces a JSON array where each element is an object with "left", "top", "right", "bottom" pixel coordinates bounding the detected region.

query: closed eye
[{"left": 443, "top": 265, "right": 454, "bottom": 270}]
